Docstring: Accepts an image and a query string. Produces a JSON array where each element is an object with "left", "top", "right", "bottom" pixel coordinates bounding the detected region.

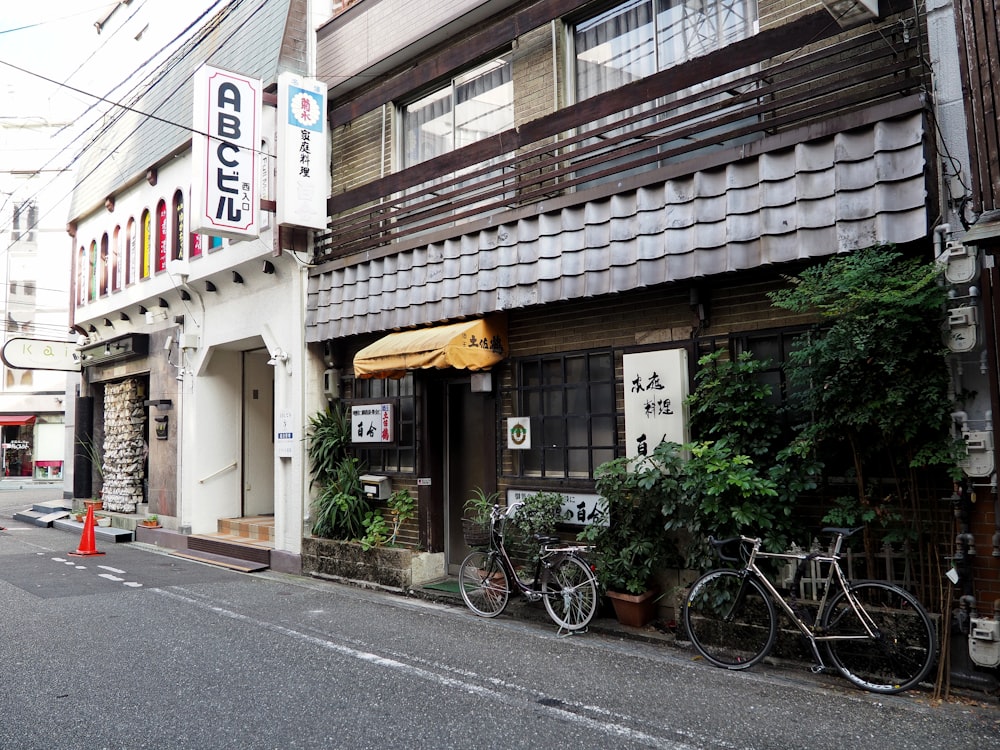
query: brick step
[
  {"left": 187, "top": 534, "right": 271, "bottom": 565},
  {"left": 217, "top": 515, "right": 275, "bottom": 542}
]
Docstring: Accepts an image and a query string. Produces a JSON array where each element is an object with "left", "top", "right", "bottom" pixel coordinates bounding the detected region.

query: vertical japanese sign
[
  {"left": 191, "top": 65, "right": 261, "bottom": 239},
  {"left": 276, "top": 409, "right": 294, "bottom": 458},
  {"left": 623, "top": 349, "right": 689, "bottom": 460},
  {"left": 351, "top": 404, "right": 394, "bottom": 444},
  {"left": 277, "top": 73, "right": 328, "bottom": 230}
]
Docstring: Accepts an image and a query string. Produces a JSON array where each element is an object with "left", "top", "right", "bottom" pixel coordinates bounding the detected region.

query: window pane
[
  {"left": 593, "top": 448, "right": 615, "bottom": 469},
  {"left": 454, "top": 58, "right": 513, "bottom": 149},
  {"left": 566, "top": 384, "right": 588, "bottom": 414},
  {"left": 590, "top": 352, "right": 614, "bottom": 381},
  {"left": 575, "top": 0, "right": 656, "bottom": 98},
  {"left": 568, "top": 449, "right": 590, "bottom": 477},
  {"left": 543, "top": 389, "right": 563, "bottom": 414},
  {"left": 591, "top": 416, "right": 617, "bottom": 446},
  {"left": 565, "top": 354, "right": 586, "bottom": 383},
  {"left": 542, "top": 358, "right": 563, "bottom": 385},
  {"left": 522, "top": 361, "right": 541, "bottom": 386},
  {"left": 543, "top": 448, "right": 565, "bottom": 477},
  {"left": 567, "top": 416, "right": 589, "bottom": 445},
  {"left": 404, "top": 88, "right": 453, "bottom": 167},
  {"left": 542, "top": 417, "right": 563, "bottom": 445},
  {"left": 523, "top": 449, "right": 541, "bottom": 475},
  {"left": 590, "top": 383, "right": 615, "bottom": 413}
]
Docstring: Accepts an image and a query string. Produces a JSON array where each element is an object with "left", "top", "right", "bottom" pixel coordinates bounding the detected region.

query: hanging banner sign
[
  {"left": 623, "top": 348, "right": 689, "bottom": 460},
  {"left": 1, "top": 338, "right": 80, "bottom": 372},
  {"left": 190, "top": 65, "right": 261, "bottom": 240},
  {"left": 277, "top": 73, "right": 328, "bottom": 230}
]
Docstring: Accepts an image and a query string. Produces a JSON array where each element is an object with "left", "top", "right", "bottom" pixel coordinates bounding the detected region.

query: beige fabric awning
[{"left": 354, "top": 316, "right": 508, "bottom": 379}]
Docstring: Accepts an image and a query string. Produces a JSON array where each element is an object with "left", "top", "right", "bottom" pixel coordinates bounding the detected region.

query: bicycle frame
[
  {"left": 484, "top": 503, "right": 591, "bottom": 602},
  {"left": 725, "top": 534, "right": 883, "bottom": 671}
]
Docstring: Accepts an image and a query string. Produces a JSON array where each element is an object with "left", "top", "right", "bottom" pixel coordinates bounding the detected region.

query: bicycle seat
[
  {"left": 821, "top": 526, "right": 863, "bottom": 538},
  {"left": 533, "top": 534, "right": 561, "bottom": 545}
]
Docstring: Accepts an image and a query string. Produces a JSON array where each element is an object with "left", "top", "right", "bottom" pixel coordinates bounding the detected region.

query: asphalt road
[{"left": 0, "top": 485, "right": 997, "bottom": 749}]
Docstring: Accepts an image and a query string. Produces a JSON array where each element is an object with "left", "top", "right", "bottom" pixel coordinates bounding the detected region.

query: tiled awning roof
[{"left": 307, "top": 110, "right": 928, "bottom": 342}]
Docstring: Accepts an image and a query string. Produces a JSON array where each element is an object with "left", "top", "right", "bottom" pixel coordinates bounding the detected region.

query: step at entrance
[
  {"left": 171, "top": 549, "right": 269, "bottom": 572},
  {"left": 13, "top": 499, "right": 72, "bottom": 527},
  {"left": 175, "top": 515, "right": 274, "bottom": 571}
]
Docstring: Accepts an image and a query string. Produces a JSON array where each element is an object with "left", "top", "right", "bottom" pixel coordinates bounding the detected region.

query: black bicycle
[
  {"left": 683, "top": 527, "right": 937, "bottom": 694},
  {"left": 458, "top": 502, "right": 598, "bottom": 633}
]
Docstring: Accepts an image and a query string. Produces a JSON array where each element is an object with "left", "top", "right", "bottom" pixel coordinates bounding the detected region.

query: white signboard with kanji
[
  {"left": 277, "top": 73, "right": 328, "bottom": 230},
  {"left": 622, "top": 348, "right": 689, "bottom": 459},
  {"left": 351, "top": 403, "right": 394, "bottom": 444}
]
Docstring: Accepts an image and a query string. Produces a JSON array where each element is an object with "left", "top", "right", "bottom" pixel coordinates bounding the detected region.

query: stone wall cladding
[{"left": 101, "top": 379, "right": 146, "bottom": 513}]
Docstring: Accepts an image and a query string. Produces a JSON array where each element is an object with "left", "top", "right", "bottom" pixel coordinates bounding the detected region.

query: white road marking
[{"left": 153, "top": 588, "right": 697, "bottom": 750}]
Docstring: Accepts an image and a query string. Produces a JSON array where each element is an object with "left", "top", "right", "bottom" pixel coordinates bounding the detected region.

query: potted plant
[
  {"left": 507, "top": 491, "right": 565, "bottom": 578},
  {"left": 307, "top": 406, "right": 369, "bottom": 540},
  {"left": 141, "top": 515, "right": 160, "bottom": 528},
  {"left": 578, "top": 449, "right": 680, "bottom": 627},
  {"left": 462, "top": 487, "right": 498, "bottom": 548}
]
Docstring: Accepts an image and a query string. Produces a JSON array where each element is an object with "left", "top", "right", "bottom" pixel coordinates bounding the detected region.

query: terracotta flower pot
[{"left": 607, "top": 589, "right": 658, "bottom": 628}]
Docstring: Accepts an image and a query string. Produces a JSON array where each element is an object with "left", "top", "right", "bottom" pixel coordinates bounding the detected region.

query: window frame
[
  {"left": 397, "top": 52, "right": 515, "bottom": 171},
  {"left": 504, "top": 348, "right": 619, "bottom": 481}
]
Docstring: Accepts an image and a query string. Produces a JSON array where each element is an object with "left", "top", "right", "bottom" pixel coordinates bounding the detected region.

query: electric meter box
[
  {"left": 969, "top": 617, "right": 1000, "bottom": 668},
  {"left": 360, "top": 474, "right": 391, "bottom": 501}
]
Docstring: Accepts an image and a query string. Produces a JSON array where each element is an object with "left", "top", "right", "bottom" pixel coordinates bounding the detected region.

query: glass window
[
  {"left": 125, "top": 218, "right": 136, "bottom": 286},
  {"left": 572, "top": 0, "right": 758, "bottom": 183},
  {"left": 89, "top": 240, "right": 98, "bottom": 301},
  {"left": 111, "top": 226, "right": 121, "bottom": 292},
  {"left": 733, "top": 326, "right": 810, "bottom": 421},
  {"left": 140, "top": 209, "right": 151, "bottom": 280},
  {"left": 172, "top": 190, "right": 184, "bottom": 262},
  {"left": 99, "top": 234, "right": 109, "bottom": 296},
  {"left": 10, "top": 201, "right": 37, "bottom": 243},
  {"left": 574, "top": 0, "right": 756, "bottom": 99},
  {"left": 155, "top": 199, "right": 168, "bottom": 273},
  {"left": 402, "top": 56, "right": 514, "bottom": 168},
  {"left": 507, "top": 350, "right": 618, "bottom": 479}
]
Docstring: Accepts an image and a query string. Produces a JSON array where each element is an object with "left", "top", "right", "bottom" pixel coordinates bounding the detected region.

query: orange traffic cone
[{"left": 69, "top": 503, "right": 105, "bottom": 557}]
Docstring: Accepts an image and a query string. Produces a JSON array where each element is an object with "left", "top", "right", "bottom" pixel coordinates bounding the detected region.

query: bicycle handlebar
[
  {"left": 709, "top": 527, "right": 864, "bottom": 563},
  {"left": 708, "top": 536, "right": 744, "bottom": 562}
]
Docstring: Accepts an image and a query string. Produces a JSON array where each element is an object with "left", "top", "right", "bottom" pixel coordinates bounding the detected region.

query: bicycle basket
[{"left": 462, "top": 518, "right": 492, "bottom": 547}]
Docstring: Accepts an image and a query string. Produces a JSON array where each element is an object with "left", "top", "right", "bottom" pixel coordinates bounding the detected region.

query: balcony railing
[{"left": 315, "top": 10, "right": 927, "bottom": 264}]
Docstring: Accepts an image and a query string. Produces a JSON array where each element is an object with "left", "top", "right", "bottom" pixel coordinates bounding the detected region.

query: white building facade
[{"left": 67, "top": 0, "right": 323, "bottom": 572}]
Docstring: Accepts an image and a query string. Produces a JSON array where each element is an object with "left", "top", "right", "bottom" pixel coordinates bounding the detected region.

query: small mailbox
[{"left": 360, "top": 474, "right": 391, "bottom": 501}]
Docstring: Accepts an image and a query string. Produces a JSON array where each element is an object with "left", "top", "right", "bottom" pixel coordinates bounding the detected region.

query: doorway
[
  {"left": 444, "top": 379, "right": 496, "bottom": 574},
  {"left": 242, "top": 349, "right": 274, "bottom": 517}
]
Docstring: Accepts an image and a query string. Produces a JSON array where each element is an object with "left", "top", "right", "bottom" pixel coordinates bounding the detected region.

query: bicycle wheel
[
  {"left": 820, "top": 581, "right": 937, "bottom": 694},
  {"left": 683, "top": 569, "right": 776, "bottom": 669},
  {"left": 541, "top": 555, "right": 598, "bottom": 631},
  {"left": 458, "top": 550, "right": 510, "bottom": 618}
]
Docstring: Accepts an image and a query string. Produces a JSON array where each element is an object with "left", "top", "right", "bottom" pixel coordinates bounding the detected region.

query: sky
[{"left": 0, "top": 0, "right": 228, "bottom": 170}]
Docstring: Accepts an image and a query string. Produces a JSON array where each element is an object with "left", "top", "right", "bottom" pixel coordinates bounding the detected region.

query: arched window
[
  {"left": 111, "top": 226, "right": 121, "bottom": 292},
  {"left": 76, "top": 245, "right": 87, "bottom": 306},
  {"left": 89, "top": 240, "right": 98, "bottom": 301},
  {"left": 156, "top": 199, "right": 168, "bottom": 273},
  {"left": 172, "top": 190, "right": 184, "bottom": 262},
  {"left": 140, "top": 209, "right": 151, "bottom": 279},
  {"left": 99, "top": 233, "right": 109, "bottom": 296},
  {"left": 125, "top": 217, "right": 136, "bottom": 285}
]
